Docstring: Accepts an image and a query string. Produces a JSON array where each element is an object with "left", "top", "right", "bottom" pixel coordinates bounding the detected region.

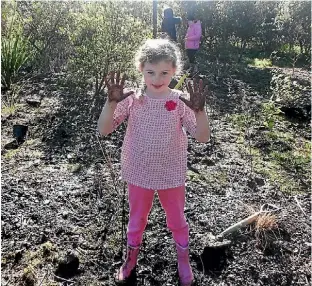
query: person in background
[
  {"left": 161, "top": 7, "right": 181, "bottom": 42},
  {"left": 185, "top": 13, "right": 202, "bottom": 74}
]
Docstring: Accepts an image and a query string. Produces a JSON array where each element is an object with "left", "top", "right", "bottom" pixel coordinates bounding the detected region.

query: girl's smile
[{"left": 152, "top": 84, "right": 164, "bottom": 89}]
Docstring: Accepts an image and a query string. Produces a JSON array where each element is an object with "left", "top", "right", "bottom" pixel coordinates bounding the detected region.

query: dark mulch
[{"left": 1, "top": 67, "right": 311, "bottom": 286}]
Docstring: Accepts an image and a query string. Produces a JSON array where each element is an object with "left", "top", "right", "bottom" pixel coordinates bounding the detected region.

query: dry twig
[{"left": 294, "top": 195, "right": 306, "bottom": 216}]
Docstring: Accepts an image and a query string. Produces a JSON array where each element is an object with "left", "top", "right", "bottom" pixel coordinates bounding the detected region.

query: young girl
[
  {"left": 185, "top": 14, "right": 202, "bottom": 74},
  {"left": 98, "top": 39, "right": 210, "bottom": 286}
]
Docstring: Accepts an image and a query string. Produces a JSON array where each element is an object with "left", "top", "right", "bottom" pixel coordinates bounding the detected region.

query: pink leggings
[{"left": 127, "top": 183, "right": 189, "bottom": 248}]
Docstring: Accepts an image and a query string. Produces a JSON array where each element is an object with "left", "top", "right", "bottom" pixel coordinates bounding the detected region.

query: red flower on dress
[{"left": 165, "top": 100, "right": 177, "bottom": 111}]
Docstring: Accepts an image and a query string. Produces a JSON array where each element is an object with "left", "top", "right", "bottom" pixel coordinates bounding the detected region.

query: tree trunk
[
  {"left": 299, "top": 40, "right": 303, "bottom": 54},
  {"left": 238, "top": 40, "right": 247, "bottom": 63},
  {"left": 153, "top": 0, "right": 157, "bottom": 39}
]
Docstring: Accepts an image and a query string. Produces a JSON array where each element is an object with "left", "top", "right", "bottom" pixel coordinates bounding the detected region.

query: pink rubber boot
[
  {"left": 115, "top": 245, "right": 140, "bottom": 282},
  {"left": 176, "top": 243, "right": 194, "bottom": 286}
]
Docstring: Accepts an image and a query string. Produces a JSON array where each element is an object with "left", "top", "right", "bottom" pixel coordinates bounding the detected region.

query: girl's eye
[
  {"left": 147, "top": 71, "right": 154, "bottom": 75},
  {"left": 162, "top": 72, "right": 168, "bottom": 75}
]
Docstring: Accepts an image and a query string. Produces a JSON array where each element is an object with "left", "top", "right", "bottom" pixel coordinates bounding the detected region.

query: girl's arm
[
  {"left": 174, "top": 17, "right": 182, "bottom": 25},
  {"left": 179, "top": 78, "right": 210, "bottom": 143},
  {"left": 179, "top": 100, "right": 210, "bottom": 143},
  {"left": 97, "top": 100, "right": 118, "bottom": 136},
  {"left": 194, "top": 110, "right": 210, "bottom": 143}
]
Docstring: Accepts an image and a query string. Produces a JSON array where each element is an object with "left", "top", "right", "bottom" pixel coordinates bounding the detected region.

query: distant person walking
[
  {"left": 161, "top": 7, "right": 181, "bottom": 42},
  {"left": 185, "top": 13, "right": 202, "bottom": 74}
]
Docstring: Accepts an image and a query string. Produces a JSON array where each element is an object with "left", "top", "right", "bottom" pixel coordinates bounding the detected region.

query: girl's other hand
[
  {"left": 104, "top": 71, "right": 134, "bottom": 103},
  {"left": 179, "top": 78, "right": 208, "bottom": 113}
]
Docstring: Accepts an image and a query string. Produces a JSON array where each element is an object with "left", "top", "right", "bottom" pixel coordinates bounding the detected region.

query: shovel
[
  {"left": 196, "top": 203, "right": 280, "bottom": 273},
  {"left": 209, "top": 203, "right": 280, "bottom": 247}
]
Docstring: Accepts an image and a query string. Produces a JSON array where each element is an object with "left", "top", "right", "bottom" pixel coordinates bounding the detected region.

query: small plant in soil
[{"left": 254, "top": 213, "right": 279, "bottom": 251}]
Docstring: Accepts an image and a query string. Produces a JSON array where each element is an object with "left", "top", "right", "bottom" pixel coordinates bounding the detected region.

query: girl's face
[{"left": 141, "top": 61, "right": 176, "bottom": 95}]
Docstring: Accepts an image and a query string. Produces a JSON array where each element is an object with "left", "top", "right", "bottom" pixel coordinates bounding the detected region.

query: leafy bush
[
  {"left": 67, "top": 2, "right": 152, "bottom": 95},
  {"left": 252, "top": 58, "right": 272, "bottom": 68},
  {"left": 17, "top": 1, "right": 74, "bottom": 73},
  {"left": 3, "top": 0, "right": 310, "bottom": 82},
  {"left": 261, "top": 101, "right": 283, "bottom": 130}
]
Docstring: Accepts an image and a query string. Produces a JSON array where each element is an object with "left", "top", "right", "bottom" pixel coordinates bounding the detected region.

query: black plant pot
[{"left": 13, "top": 124, "right": 28, "bottom": 143}]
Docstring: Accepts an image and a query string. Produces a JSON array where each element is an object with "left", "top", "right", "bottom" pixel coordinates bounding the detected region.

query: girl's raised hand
[
  {"left": 179, "top": 78, "right": 208, "bottom": 113},
  {"left": 104, "top": 71, "right": 134, "bottom": 103}
]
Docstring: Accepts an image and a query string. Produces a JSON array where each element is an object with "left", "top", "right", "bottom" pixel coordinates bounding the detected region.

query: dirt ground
[{"left": 1, "top": 65, "right": 311, "bottom": 285}]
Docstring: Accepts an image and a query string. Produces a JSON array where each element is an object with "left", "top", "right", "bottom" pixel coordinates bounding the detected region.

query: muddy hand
[
  {"left": 179, "top": 78, "right": 208, "bottom": 113},
  {"left": 104, "top": 71, "right": 134, "bottom": 103}
]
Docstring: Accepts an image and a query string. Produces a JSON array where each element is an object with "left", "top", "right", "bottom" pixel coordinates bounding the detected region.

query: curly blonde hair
[{"left": 134, "top": 38, "right": 183, "bottom": 75}]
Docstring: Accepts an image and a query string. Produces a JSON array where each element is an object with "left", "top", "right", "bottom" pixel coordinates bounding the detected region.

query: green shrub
[
  {"left": 1, "top": 5, "right": 29, "bottom": 90},
  {"left": 67, "top": 2, "right": 152, "bottom": 96},
  {"left": 252, "top": 58, "right": 272, "bottom": 68}
]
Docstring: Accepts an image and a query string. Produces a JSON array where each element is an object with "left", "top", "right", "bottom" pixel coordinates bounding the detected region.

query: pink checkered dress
[{"left": 112, "top": 89, "right": 196, "bottom": 190}]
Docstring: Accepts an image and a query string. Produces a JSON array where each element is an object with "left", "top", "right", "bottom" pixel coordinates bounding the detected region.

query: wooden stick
[
  {"left": 220, "top": 211, "right": 261, "bottom": 237},
  {"left": 38, "top": 271, "right": 48, "bottom": 286},
  {"left": 218, "top": 203, "right": 280, "bottom": 238},
  {"left": 294, "top": 195, "right": 306, "bottom": 215},
  {"left": 53, "top": 274, "right": 74, "bottom": 283}
]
